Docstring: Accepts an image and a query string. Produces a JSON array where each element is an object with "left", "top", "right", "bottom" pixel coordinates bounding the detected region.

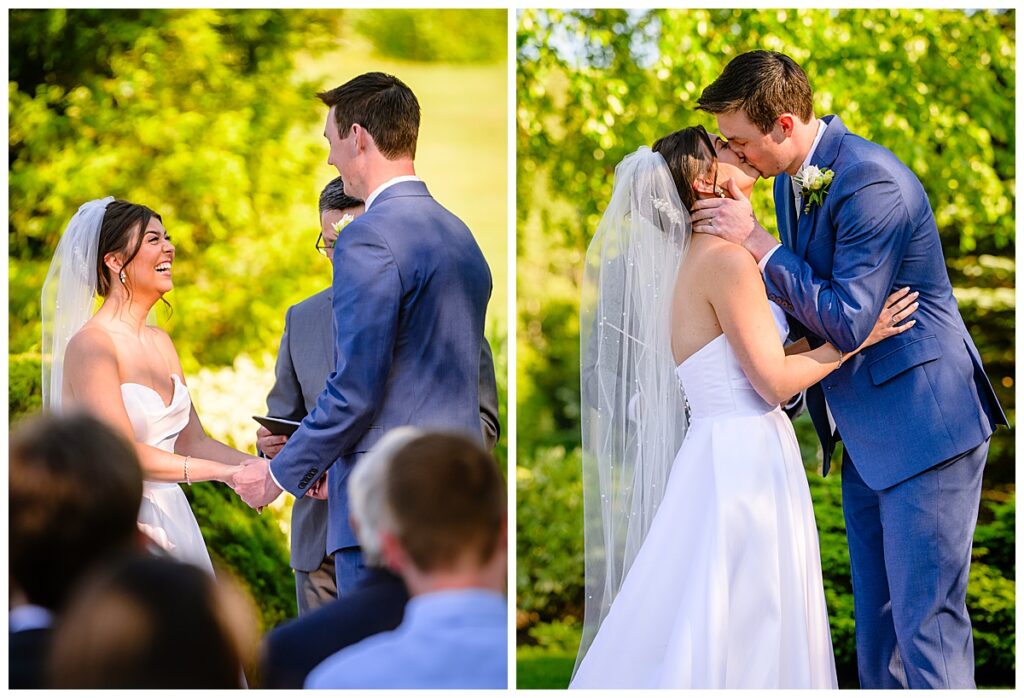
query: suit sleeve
[
  {"left": 269, "top": 223, "right": 401, "bottom": 497},
  {"left": 478, "top": 338, "right": 500, "bottom": 450},
  {"left": 265, "top": 306, "right": 306, "bottom": 422},
  {"left": 763, "top": 160, "right": 914, "bottom": 353}
]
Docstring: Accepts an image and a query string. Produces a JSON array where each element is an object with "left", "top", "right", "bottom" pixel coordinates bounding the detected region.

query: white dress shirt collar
[
  {"left": 802, "top": 118, "right": 829, "bottom": 171},
  {"left": 793, "top": 119, "right": 829, "bottom": 196},
  {"left": 364, "top": 175, "right": 423, "bottom": 211},
  {"left": 792, "top": 119, "right": 830, "bottom": 210}
]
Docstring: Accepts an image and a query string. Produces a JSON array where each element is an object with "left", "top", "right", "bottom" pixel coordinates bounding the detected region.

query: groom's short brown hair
[
  {"left": 697, "top": 51, "right": 813, "bottom": 134},
  {"left": 318, "top": 72, "right": 420, "bottom": 160}
]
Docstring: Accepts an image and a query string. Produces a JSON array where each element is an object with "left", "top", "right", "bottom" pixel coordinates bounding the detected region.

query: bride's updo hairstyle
[
  {"left": 95, "top": 200, "right": 163, "bottom": 298},
  {"left": 652, "top": 125, "right": 718, "bottom": 212}
]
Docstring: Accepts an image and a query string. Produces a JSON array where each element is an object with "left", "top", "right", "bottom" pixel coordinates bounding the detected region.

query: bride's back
[{"left": 670, "top": 233, "right": 746, "bottom": 365}]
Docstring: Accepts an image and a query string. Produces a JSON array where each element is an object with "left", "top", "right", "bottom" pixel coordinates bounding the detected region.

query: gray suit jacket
[{"left": 267, "top": 287, "right": 501, "bottom": 570}]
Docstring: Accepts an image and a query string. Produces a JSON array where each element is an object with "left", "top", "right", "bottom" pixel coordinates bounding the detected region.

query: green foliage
[
  {"left": 968, "top": 561, "right": 1016, "bottom": 684},
  {"left": 523, "top": 619, "right": 583, "bottom": 656},
  {"left": 351, "top": 9, "right": 506, "bottom": 63},
  {"left": 9, "top": 9, "right": 339, "bottom": 369},
  {"left": 969, "top": 494, "right": 1016, "bottom": 685},
  {"left": 186, "top": 482, "right": 296, "bottom": 631},
  {"left": 9, "top": 354, "right": 43, "bottom": 418},
  {"left": 516, "top": 446, "right": 585, "bottom": 628}
]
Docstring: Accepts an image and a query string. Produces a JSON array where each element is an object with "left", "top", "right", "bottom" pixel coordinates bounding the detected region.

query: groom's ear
[
  {"left": 777, "top": 114, "right": 796, "bottom": 137},
  {"left": 352, "top": 123, "right": 370, "bottom": 153}
]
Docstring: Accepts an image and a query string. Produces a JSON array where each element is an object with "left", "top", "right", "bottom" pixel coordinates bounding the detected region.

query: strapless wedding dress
[
  {"left": 571, "top": 303, "right": 837, "bottom": 689},
  {"left": 121, "top": 375, "right": 214, "bottom": 575}
]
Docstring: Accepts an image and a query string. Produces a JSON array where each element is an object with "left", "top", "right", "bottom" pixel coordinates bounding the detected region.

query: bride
[
  {"left": 571, "top": 127, "right": 917, "bottom": 688},
  {"left": 41, "top": 197, "right": 253, "bottom": 575}
]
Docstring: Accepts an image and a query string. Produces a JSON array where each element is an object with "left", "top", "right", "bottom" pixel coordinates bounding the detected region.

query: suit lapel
[{"left": 793, "top": 114, "right": 847, "bottom": 260}]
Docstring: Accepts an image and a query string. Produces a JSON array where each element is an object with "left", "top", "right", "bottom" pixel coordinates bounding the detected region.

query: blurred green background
[
  {"left": 516, "top": 9, "right": 1014, "bottom": 689},
  {"left": 8, "top": 7, "right": 507, "bottom": 647}
]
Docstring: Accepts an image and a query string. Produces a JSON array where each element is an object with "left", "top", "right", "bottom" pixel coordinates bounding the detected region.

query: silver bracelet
[{"left": 183, "top": 455, "right": 192, "bottom": 486}]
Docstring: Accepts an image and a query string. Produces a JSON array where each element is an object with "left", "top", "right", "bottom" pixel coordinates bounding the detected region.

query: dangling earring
[{"left": 119, "top": 269, "right": 127, "bottom": 285}]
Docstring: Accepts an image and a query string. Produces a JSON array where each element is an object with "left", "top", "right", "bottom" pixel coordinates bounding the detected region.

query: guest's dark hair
[
  {"left": 697, "top": 50, "right": 814, "bottom": 134},
  {"left": 96, "top": 199, "right": 163, "bottom": 298},
  {"left": 10, "top": 411, "right": 143, "bottom": 611},
  {"left": 652, "top": 125, "right": 718, "bottom": 212},
  {"left": 318, "top": 176, "right": 364, "bottom": 216},
  {"left": 50, "top": 555, "right": 256, "bottom": 689},
  {"left": 318, "top": 72, "right": 420, "bottom": 160},
  {"left": 387, "top": 433, "right": 506, "bottom": 572}
]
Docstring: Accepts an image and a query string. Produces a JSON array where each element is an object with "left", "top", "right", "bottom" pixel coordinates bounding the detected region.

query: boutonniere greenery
[
  {"left": 331, "top": 213, "right": 355, "bottom": 235},
  {"left": 794, "top": 165, "right": 834, "bottom": 214}
]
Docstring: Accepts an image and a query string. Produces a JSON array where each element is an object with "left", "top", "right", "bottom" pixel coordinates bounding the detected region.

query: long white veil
[
  {"left": 40, "top": 197, "right": 114, "bottom": 411},
  {"left": 575, "top": 147, "right": 691, "bottom": 672}
]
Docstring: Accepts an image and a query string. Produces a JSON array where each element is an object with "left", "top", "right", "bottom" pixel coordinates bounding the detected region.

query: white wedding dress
[
  {"left": 122, "top": 375, "right": 215, "bottom": 575},
  {"left": 571, "top": 302, "right": 838, "bottom": 689}
]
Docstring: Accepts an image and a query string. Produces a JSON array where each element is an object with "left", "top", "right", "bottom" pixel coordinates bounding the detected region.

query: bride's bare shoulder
[
  {"left": 65, "top": 322, "right": 117, "bottom": 364},
  {"left": 689, "top": 233, "right": 759, "bottom": 279}
]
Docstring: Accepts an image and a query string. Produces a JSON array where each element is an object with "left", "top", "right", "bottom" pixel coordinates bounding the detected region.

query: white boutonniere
[
  {"left": 331, "top": 213, "right": 355, "bottom": 235},
  {"left": 794, "top": 165, "right": 835, "bottom": 214}
]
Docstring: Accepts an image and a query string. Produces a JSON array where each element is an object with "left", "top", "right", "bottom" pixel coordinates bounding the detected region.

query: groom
[
  {"left": 235, "top": 72, "right": 493, "bottom": 594},
  {"left": 691, "top": 51, "right": 1006, "bottom": 688}
]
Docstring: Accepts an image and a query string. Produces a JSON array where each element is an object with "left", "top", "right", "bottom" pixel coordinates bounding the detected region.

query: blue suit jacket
[
  {"left": 270, "top": 180, "right": 492, "bottom": 551},
  {"left": 260, "top": 568, "right": 408, "bottom": 689},
  {"left": 765, "top": 115, "right": 1006, "bottom": 489}
]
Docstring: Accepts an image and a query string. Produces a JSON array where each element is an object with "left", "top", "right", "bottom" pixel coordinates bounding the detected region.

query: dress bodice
[
  {"left": 121, "top": 375, "right": 191, "bottom": 490},
  {"left": 676, "top": 302, "right": 790, "bottom": 420}
]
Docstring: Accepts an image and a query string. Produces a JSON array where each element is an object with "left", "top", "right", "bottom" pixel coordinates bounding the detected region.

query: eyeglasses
[{"left": 315, "top": 231, "right": 334, "bottom": 258}]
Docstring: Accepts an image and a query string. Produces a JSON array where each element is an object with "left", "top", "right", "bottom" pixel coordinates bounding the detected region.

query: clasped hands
[{"left": 226, "top": 427, "right": 327, "bottom": 511}]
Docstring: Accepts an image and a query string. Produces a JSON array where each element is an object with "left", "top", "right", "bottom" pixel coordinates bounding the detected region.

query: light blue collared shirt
[{"left": 305, "top": 588, "right": 507, "bottom": 689}]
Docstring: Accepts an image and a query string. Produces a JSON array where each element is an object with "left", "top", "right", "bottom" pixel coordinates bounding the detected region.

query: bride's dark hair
[
  {"left": 96, "top": 200, "right": 162, "bottom": 298},
  {"left": 652, "top": 125, "right": 718, "bottom": 212}
]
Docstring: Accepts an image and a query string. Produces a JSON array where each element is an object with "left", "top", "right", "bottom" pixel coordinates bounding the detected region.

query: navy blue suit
[
  {"left": 259, "top": 568, "right": 408, "bottom": 689},
  {"left": 765, "top": 116, "right": 1006, "bottom": 687},
  {"left": 269, "top": 180, "right": 491, "bottom": 558}
]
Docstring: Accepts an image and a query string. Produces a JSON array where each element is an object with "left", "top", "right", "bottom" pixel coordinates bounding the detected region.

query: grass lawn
[{"left": 517, "top": 652, "right": 575, "bottom": 689}]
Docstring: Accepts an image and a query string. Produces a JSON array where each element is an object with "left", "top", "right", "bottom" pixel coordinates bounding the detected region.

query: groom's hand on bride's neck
[{"left": 690, "top": 179, "right": 774, "bottom": 261}]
